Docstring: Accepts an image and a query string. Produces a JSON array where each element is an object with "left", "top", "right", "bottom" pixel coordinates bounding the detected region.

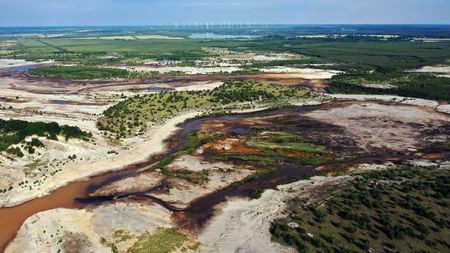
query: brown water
[{"left": 0, "top": 164, "right": 156, "bottom": 252}]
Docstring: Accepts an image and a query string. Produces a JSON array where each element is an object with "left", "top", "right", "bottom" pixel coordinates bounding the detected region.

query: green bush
[{"left": 0, "top": 119, "right": 91, "bottom": 153}]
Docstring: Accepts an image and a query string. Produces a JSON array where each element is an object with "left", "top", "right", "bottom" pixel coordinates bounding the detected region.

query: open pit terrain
[
  {"left": 0, "top": 25, "right": 450, "bottom": 253},
  {"left": 2, "top": 91, "right": 449, "bottom": 253}
]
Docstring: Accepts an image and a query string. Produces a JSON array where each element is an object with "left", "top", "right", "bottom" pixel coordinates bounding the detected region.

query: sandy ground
[
  {"left": 174, "top": 81, "right": 223, "bottom": 91},
  {"left": 5, "top": 202, "right": 173, "bottom": 253},
  {"left": 90, "top": 172, "right": 164, "bottom": 197},
  {"left": 152, "top": 167, "right": 252, "bottom": 209},
  {"left": 305, "top": 102, "right": 450, "bottom": 151},
  {"left": 0, "top": 77, "right": 111, "bottom": 132},
  {"left": 261, "top": 67, "right": 341, "bottom": 79},
  {"left": 199, "top": 48, "right": 302, "bottom": 67},
  {"left": 437, "top": 104, "right": 450, "bottom": 114},
  {"left": 328, "top": 94, "right": 445, "bottom": 111},
  {"left": 6, "top": 173, "right": 355, "bottom": 253},
  {"left": 153, "top": 156, "right": 253, "bottom": 208},
  {"left": 409, "top": 65, "right": 450, "bottom": 78},
  {"left": 0, "top": 111, "right": 200, "bottom": 207},
  {"left": 0, "top": 59, "right": 53, "bottom": 69},
  {"left": 197, "top": 175, "right": 351, "bottom": 253}
]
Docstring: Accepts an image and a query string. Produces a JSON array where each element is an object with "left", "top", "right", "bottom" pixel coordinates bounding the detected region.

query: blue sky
[{"left": 1, "top": 0, "right": 449, "bottom": 26}]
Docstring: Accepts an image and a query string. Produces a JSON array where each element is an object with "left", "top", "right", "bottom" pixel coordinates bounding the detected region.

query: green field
[
  {"left": 4, "top": 37, "right": 450, "bottom": 70},
  {"left": 271, "top": 166, "right": 450, "bottom": 253},
  {"left": 3, "top": 34, "right": 450, "bottom": 100},
  {"left": 7, "top": 38, "right": 210, "bottom": 64}
]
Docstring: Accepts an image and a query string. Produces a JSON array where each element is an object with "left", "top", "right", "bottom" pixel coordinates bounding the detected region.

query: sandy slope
[
  {"left": 197, "top": 175, "right": 350, "bottom": 253},
  {"left": 261, "top": 67, "right": 341, "bottom": 79},
  {"left": 5, "top": 202, "right": 173, "bottom": 253},
  {"left": 328, "top": 94, "right": 448, "bottom": 112},
  {"left": 0, "top": 111, "right": 200, "bottom": 207},
  {"left": 409, "top": 65, "right": 450, "bottom": 78}
]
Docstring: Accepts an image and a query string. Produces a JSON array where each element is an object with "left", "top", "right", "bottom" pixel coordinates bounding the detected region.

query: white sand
[
  {"left": 198, "top": 175, "right": 349, "bottom": 253},
  {"left": 6, "top": 202, "right": 172, "bottom": 253},
  {"left": 306, "top": 103, "right": 449, "bottom": 151},
  {"left": 329, "top": 94, "right": 441, "bottom": 109},
  {"left": 174, "top": 81, "right": 223, "bottom": 91},
  {"left": 409, "top": 65, "right": 450, "bottom": 77},
  {"left": 0, "top": 111, "right": 200, "bottom": 207},
  {"left": 261, "top": 67, "right": 341, "bottom": 79},
  {"left": 0, "top": 59, "right": 53, "bottom": 69}
]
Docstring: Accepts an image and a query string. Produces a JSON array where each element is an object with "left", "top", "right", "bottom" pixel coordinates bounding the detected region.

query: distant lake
[{"left": 189, "top": 33, "right": 260, "bottom": 39}]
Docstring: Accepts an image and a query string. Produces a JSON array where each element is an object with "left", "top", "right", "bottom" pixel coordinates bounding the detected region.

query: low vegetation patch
[
  {"left": 270, "top": 165, "right": 450, "bottom": 252},
  {"left": 29, "top": 66, "right": 129, "bottom": 80},
  {"left": 98, "top": 80, "right": 311, "bottom": 137},
  {"left": 328, "top": 72, "right": 450, "bottom": 101},
  {"left": 127, "top": 228, "right": 191, "bottom": 253},
  {"left": 210, "top": 131, "right": 332, "bottom": 166},
  {"left": 28, "top": 65, "right": 186, "bottom": 80}
]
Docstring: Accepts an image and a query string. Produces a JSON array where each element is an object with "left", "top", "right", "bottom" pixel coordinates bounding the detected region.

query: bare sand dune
[
  {"left": 197, "top": 175, "right": 350, "bottom": 253},
  {"left": 261, "top": 67, "right": 341, "bottom": 79},
  {"left": 409, "top": 65, "right": 450, "bottom": 77},
  {"left": 5, "top": 202, "right": 173, "bottom": 253},
  {"left": 305, "top": 102, "right": 449, "bottom": 151}
]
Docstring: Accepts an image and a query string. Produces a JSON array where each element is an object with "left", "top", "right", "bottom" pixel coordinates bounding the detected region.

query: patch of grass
[
  {"left": 168, "top": 170, "right": 210, "bottom": 185},
  {"left": 127, "top": 228, "right": 188, "bottom": 253},
  {"left": 151, "top": 132, "right": 222, "bottom": 185},
  {"left": 24, "top": 160, "right": 45, "bottom": 175},
  {"left": 113, "top": 230, "right": 133, "bottom": 243}
]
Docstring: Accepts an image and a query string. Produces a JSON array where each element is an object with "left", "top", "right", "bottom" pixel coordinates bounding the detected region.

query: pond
[{"left": 4, "top": 65, "right": 37, "bottom": 72}]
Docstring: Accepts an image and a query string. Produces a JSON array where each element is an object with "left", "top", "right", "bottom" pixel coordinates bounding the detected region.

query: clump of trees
[
  {"left": 29, "top": 66, "right": 130, "bottom": 80},
  {"left": 328, "top": 72, "right": 450, "bottom": 101},
  {"left": 99, "top": 80, "right": 310, "bottom": 137},
  {"left": 0, "top": 119, "right": 92, "bottom": 155},
  {"left": 29, "top": 66, "right": 187, "bottom": 80},
  {"left": 270, "top": 165, "right": 450, "bottom": 252}
]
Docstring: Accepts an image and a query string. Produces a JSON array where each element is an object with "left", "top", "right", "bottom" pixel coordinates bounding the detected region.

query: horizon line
[{"left": 1, "top": 23, "right": 450, "bottom": 28}]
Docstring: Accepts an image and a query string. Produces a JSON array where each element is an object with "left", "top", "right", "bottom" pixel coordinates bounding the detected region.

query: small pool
[
  {"left": 53, "top": 100, "right": 67, "bottom": 105},
  {"left": 5, "top": 65, "right": 37, "bottom": 72},
  {"left": 148, "top": 87, "right": 169, "bottom": 92}
]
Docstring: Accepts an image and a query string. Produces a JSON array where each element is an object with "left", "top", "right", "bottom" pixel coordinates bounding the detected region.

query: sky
[{"left": 0, "top": 0, "right": 450, "bottom": 26}]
